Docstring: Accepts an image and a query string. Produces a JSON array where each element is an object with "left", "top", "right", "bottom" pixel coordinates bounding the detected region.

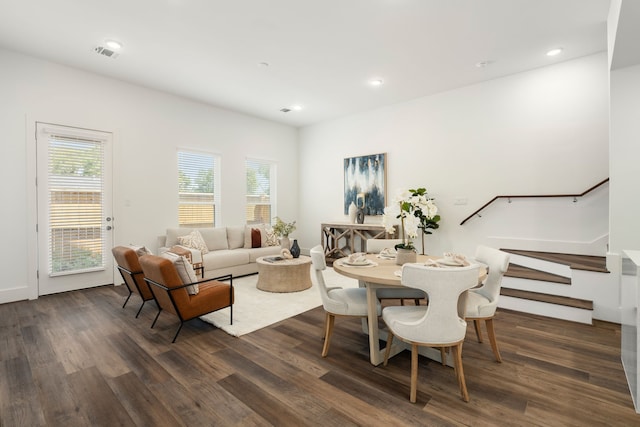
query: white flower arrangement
[{"left": 382, "top": 188, "right": 440, "bottom": 251}]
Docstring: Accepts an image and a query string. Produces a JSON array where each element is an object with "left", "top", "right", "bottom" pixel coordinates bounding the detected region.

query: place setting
[
  {"left": 338, "top": 252, "right": 378, "bottom": 268},
  {"left": 393, "top": 252, "right": 471, "bottom": 278},
  {"left": 376, "top": 247, "right": 397, "bottom": 260}
]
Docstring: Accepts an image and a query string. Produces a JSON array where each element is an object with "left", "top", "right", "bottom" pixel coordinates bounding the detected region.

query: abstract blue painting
[{"left": 343, "top": 153, "right": 387, "bottom": 216}]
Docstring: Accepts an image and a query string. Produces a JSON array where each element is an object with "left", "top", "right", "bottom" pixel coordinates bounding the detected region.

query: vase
[
  {"left": 280, "top": 236, "right": 290, "bottom": 250},
  {"left": 395, "top": 248, "right": 417, "bottom": 265},
  {"left": 348, "top": 201, "right": 357, "bottom": 223},
  {"left": 290, "top": 239, "right": 301, "bottom": 258}
]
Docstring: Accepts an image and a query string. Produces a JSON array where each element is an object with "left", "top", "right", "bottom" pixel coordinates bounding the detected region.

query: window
[
  {"left": 246, "top": 158, "right": 275, "bottom": 225},
  {"left": 178, "top": 150, "right": 220, "bottom": 227},
  {"left": 47, "top": 133, "right": 106, "bottom": 274}
]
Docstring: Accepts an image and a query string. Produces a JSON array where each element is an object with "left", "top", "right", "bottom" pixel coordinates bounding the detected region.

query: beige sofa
[{"left": 158, "top": 226, "right": 282, "bottom": 279}]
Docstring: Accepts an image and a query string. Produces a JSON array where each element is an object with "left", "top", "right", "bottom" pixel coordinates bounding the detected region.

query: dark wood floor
[{"left": 1, "top": 285, "right": 638, "bottom": 426}]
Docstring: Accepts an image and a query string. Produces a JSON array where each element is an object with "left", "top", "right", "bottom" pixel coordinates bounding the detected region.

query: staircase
[{"left": 498, "top": 249, "right": 609, "bottom": 325}]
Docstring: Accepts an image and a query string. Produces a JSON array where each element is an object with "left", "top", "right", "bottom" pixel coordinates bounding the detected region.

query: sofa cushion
[
  {"left": 226, "top": 225, "right": 245, "bottom": 249},
  {"left": 177, "top": 230, "right": 209, "bottom": 255},
  {"left": 160, "top": 251, "right": 199, "bottom": 295},
  {"left": 166, "top": 227, "right": 193, "bottom": 247},
  {"left": 199, "top": 228, "right": 229, "bottom": 251},
  {"left": 202, "top": 250, "right": 250, "bottom": 270}
]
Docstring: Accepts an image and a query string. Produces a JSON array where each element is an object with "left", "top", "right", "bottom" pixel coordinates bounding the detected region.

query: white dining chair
[
  {"left": 366, "top": 238, "right": 426, "bottom": 305},
  {"left": 382, "top": 263, "right": 480, "bottom": 403},
  {"left": 309, "top": 245, "right": 381, "bottom": 357},
  {"left": 465, "top": 245, "right": 510, "bottom": 362}
]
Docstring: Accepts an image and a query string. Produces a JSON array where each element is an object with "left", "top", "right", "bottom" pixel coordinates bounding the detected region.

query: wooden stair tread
[
  {"left": 501, "top": 249, "right": 609, "bottom": 273},
  {"left": 501, "top": 288, "right": 593, "bottom": 310},
  {"left": 505, "top": 264, "right": 571, "bottom": 285}
]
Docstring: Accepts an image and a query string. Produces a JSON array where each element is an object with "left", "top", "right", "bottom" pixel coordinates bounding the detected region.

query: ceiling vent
[{"left": 94, "top": 46, "right": 119, "bottom": 59}]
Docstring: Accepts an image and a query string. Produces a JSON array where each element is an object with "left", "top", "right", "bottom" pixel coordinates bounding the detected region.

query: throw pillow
[
  {"left": 251, "top": 228, "right": 262, "bottom": 248},
  {"left": 166, "top": 227, "right": 193, "bottom": 247},
  {"left": 244, "top": 224, "right": 263, "bottom": 248},
  {"left": 264, "top": 228, "right": 279, "bottom": 246},
  {"left": 159, "top": 251, "right": 199, "bottom": 295},
  {"left": 178, "top": 230, "right": 209, "bottom": 254},
  {"left": 127, "top": 245, "right": 153, "bottom": 257}
]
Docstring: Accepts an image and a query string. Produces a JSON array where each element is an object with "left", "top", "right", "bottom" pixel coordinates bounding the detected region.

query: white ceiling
[{"left": 0, "top": 0, "right": 611, "bottom": 128}]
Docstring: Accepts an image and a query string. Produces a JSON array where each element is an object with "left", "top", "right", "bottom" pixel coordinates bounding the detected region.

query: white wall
[
  {"left": 610, "top": 65, "right": 640, "bottom": 255},
  {"left": 298, "top": 53, "right": 609, "bottom": 258},
  {"left": 0, "top": 47, "right": 298, "bottom": 303}
]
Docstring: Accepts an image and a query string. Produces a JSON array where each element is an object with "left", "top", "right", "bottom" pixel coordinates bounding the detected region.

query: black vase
[{"left": 290, "top": 239, "right": 301, "bottom": 258}]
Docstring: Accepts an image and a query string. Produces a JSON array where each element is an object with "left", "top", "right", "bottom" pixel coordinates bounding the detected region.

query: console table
[{"left": 321, "top": 222, "right": 395, "bottom": 260}]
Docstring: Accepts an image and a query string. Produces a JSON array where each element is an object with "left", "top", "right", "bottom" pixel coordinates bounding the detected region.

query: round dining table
[{"left": 333, "top": 253, "right": 486, "bottom": 366}]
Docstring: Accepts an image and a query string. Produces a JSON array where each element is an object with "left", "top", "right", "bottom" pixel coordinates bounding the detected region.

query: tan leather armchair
[
  {"left": 139, "top": 254, "right": 234, "bottom": 342},
  {"left": 112, "top": 246, "right": 155, "bottom": 317}
]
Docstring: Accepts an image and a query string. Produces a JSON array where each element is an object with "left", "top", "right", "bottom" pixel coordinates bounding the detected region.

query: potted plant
[
  {"left": 382, "top": 188, "right": 440, "bottom": 263},
  {"left": 272, "top": 217, "right": 297, "bottom": 249}
]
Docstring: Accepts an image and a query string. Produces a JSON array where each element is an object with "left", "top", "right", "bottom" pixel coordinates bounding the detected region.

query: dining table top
[{"left": 332, "top": 253, "right": 487, "bottom": 286}]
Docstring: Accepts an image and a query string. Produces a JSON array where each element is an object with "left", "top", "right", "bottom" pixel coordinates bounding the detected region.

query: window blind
[
  {"left": 48, "top": 135, "right": 105, "bottom": 274},
  {"left": 178, "top": 150, "right": 220, "bottom": 227},
  {"left": 246, "top": 158, "right": 275, "bottom": 225}
]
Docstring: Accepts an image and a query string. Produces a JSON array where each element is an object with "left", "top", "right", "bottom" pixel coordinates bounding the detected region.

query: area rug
[{"left": 200, "top": 267, "right": 359, "bottom": 337}]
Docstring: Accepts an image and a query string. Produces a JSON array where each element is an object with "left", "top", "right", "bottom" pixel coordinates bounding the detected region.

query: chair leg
[
  {"left": 383, "top": 333, "right": 394, "bottom": 366},
  {"left": 321, "top": 312, "right": 335, "bottom": 357},
  {"left": 452, "top": 343, "right": 469, "bottom": 402},
  {"left": 440, "top": 347, "right": 447, "bottom": 366},
  {"left": 172, "top": 321, "right": 184, "bottom": 343},
  {"left": 410, "top": 343, "right": 418, "bottom": 403},
  {"left": 473, "top": 319, "right": 483, "bottom": 342},
  {"left": 135, "top": 300, "right": 146, "bottom": 318},
  {"left": 485, "top": 318, "right": 502, "bottom": 363},
  {"left": 414, "top": 299, "right": 421, "bottom": 306},
  {"left": 122, "top": 291, "right": 132, "bottom": 308},
  {"left": 151, "top": 308, "right": 162, "bottom": 328}
]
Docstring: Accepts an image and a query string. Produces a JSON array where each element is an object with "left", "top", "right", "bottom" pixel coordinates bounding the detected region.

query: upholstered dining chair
[
  {"left": 112, "top": 246, "right": 155, "bottom": 317},
  {"left": 366, "top": 238, "right": 426, "bottom": 306},
  {"left": 465, "top": 245, "right": 511, "bottom": 362},
  {"left": 383, "top": 263, "right": 480, "bottom": 403},
  {"left": 139, "top": 254, "right": 234, "bottom": 343},
  {"left": 310, "top": 245, "right": 381, "bottom": 357}
]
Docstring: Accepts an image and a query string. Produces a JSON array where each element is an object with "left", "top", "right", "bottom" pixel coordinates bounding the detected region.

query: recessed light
[
  {"left": 475, "top": 60, "right": 492, "bottom": 68},
  {"left": 105, "top": 40, "right": 123, "bottom": 50},
  {"left": 369, "top": 79, "right": 384, "bottom": 87},
  {"left": 291, "top": 104, "right": 303, "bottom": 111},
  {"left": 546, "top": 48, "right": 563, "bottom": 57}
]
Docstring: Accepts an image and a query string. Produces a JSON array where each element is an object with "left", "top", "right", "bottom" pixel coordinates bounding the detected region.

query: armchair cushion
[{"left": 160, "top": 251, "right": 199, "bottom": 295}]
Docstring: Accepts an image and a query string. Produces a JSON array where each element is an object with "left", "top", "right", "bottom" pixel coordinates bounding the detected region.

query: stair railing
[{"left": 459, "top": 178, "right": 609, "bottom": 225}]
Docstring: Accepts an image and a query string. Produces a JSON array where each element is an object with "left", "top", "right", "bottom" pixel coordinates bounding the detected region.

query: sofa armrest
[{"left": 156, "top": 235, "right": 167, "bottom": 252}]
